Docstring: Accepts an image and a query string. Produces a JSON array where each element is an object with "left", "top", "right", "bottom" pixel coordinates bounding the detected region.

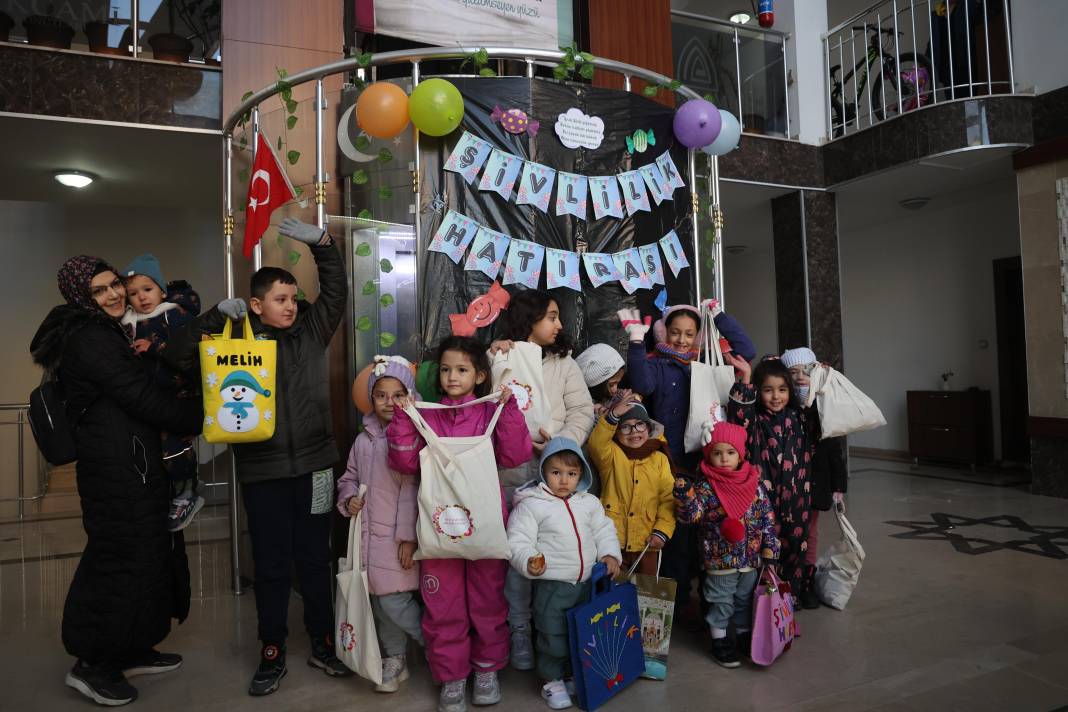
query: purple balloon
[{"left": 673, "top": 98, "right": 722, "bottom": 148}]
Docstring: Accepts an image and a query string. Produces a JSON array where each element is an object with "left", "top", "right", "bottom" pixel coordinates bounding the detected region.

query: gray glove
[
  {"left": 278, "top": 217, "right": 329, "bottom": 246},
  {"left": 218, "top": 298, "right": 248, "bottom": 320}
]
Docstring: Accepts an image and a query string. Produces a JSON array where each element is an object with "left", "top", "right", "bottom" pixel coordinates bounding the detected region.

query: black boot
[
  {"left": 248, "top": 643, "right": 287, "bottom": 696},
  {"left": 308, "top": 635, "right": 353, "bottom": 677},
  {"left": 710, "top": 636, "right": 740, "bottom": 668},
  {"left": 65, "top": 660, "right": 138, "bottom": 706},
  {"left": 799, "top": 565, "right": 820, "bottom": 610}
]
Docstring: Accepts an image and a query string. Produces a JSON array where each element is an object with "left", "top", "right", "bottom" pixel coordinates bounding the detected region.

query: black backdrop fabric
[{"left": 417, "top": 77, "right": 695, "bottom": 357}]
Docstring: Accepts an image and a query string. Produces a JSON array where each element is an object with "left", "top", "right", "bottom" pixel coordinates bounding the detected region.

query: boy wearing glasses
[{"left": 586, "top": 391, "right": 677, "bottom": 576}]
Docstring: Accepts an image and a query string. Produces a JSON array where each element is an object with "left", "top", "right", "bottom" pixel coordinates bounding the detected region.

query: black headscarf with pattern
[{"left": 57, "top": 255, "right": 119, "bottom": 311}]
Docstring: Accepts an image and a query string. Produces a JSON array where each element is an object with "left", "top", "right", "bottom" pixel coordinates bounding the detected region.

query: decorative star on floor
[{"left": 885, "top": 513, "right": 1068, "bottom": 559}]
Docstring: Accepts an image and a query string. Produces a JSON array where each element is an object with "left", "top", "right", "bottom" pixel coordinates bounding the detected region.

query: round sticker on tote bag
[
  {"left": 434, "top": 505, "right": 474, "bottom": 539},
  {"left": 507, "top": 379, "right": 534, "bottom": 412}
]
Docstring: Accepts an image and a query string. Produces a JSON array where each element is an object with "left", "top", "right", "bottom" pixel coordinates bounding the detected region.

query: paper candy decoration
[
  {"left": 555, "top": 172, "right": 588, "bottom": 219},
  {"left": 464, "top": 225, "right": 511, "bottom": 279},
  {"left": 612, "top": 248, "right": 652, "bottom": 294},
  {"left": 491, "top": 106, "right": 539, "bottom": 136},
  {"left": 639, "top": 163, "right": 672, "bottom": 205},
  {"left": 638, "top": 243, "right": 665, "bottom": 285},
  {"left": 656, "top": 151, "right": 687, "bottom": 190},
  {"left": 443, "top": 131, "right": 492, "bottom": 184},
  {"left": 659, "top": 230, "right": 690, "bottom": 277},
  {"left": 479, "top": 148, "right": 523, "bottom": 200},
  {"left": 546, "top": 247, "right": 582, "bottom": 292},
  {"left": 589, "top": 175, "right": 625, "bottom": 220},
  {"left": 429, "top": 210, "right": 478, "bottom": 263},
  {"left": 516, "top": 161, "right": 556, "bottom": 213},
  {"left": 450, "top": 281, "right": 510, "bottom": 336},
  {"left": 617, "top": 170, "right": 651, "bottom": 215},
  {"left": 582, "top": 252, "right": 622, "bottom": 288},
  {"left": 503, "top": 238, "right": 545, "bottom": 288},
  {"left": 625, "top": 129, "right": 655, "bottom": 154}
]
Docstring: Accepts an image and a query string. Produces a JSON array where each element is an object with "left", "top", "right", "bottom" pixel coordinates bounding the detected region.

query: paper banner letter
[
  {"left": 588, "top": 175, "right": 625, "bottom": 220},
  {"left": 443, "top": 131, "right": 493, "bottom": 184},
  {"left": 546, "top": 247, "right": 582, "bottom": 292},
  {"left": 659, "top": 229, "right": 691, "bottom": 277},
  {"left": 612, "top": 248, "right": 652, "bottom": 294},
  {"left": 555, "top": 172, "right": 588, "bottom": 220},
  {"left": 464, "top": 225, "right": 511, "bottom": 280},
  {"left": 428, "top": 210, "right": 477, "bottom": 264},
  {"left": 479, "top": 148, "right": 523, "bottom": 200},
  {"left": 617, "top": 170, "right": 651, "bottom": 215},
  {"left": 656, "top": 150, "right": 687, "bottom": 190},
  {"left": 516, "top": 161, "right": 556, "bottom": 213},
  {"left": 502, "top": 238, "right": 545, "bottom": 289},
  {"left": 639, "top": 163, "right": 672, "bottom": 205},
  {"left": 638, "top": 243, "right": 665, "bottom": 285},
  {"left": 582, "top": 252, "right": 622, "bottom": 288}
]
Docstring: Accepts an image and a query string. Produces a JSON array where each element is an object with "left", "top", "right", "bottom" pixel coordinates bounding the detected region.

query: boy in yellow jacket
[{"left": 587, "top": 390, "right": 677, "bottom": 575}]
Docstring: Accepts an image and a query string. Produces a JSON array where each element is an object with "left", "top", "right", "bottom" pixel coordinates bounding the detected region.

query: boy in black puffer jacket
[
  {"left": 166, "top": 218, "right": 349, "bottom": 697},
  {"left": 122, "top": 253, "right": 203, "bottom": 532}
]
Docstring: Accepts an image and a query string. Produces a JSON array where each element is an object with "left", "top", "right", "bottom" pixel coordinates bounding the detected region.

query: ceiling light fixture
[
  {"left": 54, "top": 171, "right": 96, "bottom": 189},
  {"left": 899, "top": 196, "right": 930, "bottom": 210},
  {"left": 729, "top": 11, "right": 751, "bottom": 24}
]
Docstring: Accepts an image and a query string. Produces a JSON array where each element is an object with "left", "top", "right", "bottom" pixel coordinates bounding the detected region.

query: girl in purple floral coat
[{"left": 723, "top": 354, "right": 817, "bottom": 596}]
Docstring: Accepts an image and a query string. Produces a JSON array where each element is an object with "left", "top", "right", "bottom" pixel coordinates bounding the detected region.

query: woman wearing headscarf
[{"left": 30, "top": 256, "right": 202, "bottom": 707}]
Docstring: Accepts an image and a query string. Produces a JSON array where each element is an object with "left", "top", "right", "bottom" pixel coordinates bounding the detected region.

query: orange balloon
[
  {"left": 356, "top": 82, "right": 410, "bottom": 139},
  {"left": 352, "top": 364, "right": 374, "bottom": 415}
]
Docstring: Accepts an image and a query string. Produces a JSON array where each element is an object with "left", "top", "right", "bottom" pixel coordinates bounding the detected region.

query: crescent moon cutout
[{"left": 337, "top": 103, "right": 379, "bottom": 163}]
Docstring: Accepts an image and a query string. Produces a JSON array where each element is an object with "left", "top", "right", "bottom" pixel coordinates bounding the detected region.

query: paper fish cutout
[
  {"left": 449, "top": 281, "right": 510, "bottom": 336},
  {"left": 625, "top": 129, "right": 655, "bottom": 154},
  {"left": 491, "top": 106, "right": 540, "bottom": 136}
]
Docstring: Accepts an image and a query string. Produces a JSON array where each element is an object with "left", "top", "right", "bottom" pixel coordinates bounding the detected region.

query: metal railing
[
  {"left": 671, "top": 10, "right": 792, "bottom": 139},
  {"left": 223, "top": 45, "right": 725, "bottom": 596},
  {"left": 0, "top": 403, "right": 47, "bottom": 520},
  {"left": 823, "top": 0, "right": 1015, "bottom": 138}
]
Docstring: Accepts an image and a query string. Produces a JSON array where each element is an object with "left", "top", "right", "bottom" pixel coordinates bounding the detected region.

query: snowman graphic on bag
[{"left": 216, "top": 370, "right": 272, "bottom": 433}]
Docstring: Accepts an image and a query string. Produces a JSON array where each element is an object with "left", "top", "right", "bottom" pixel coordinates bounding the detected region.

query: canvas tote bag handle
[{"left": 402, "top": 393, "right": 507, "bottom": 472}]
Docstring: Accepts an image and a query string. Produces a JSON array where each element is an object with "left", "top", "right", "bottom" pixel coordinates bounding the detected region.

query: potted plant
[
  {"left": 0, "top": 10, "right": 14, "bottom": 42},
  {"left": 24, "top": 13, "right": 75, "bottom": 49},
  {"left": 147, "top": 0, "right": 193, "bottom": 63}
]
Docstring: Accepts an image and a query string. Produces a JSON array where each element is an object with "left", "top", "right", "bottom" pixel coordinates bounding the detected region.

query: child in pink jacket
[
  {"left": 337, "top": 355, "right": 424, "bottom": 693},
  {"left": 387, "top": 336, "right": 532, "bottom": 712}
]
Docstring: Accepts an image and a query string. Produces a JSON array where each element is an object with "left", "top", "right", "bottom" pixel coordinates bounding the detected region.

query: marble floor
[{"left": 2, "top": 457, "right": 1068, "bottom": 711}]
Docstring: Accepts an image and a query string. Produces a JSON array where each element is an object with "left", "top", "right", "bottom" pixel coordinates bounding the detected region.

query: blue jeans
[{"left": 702, "top": 569, "right": 758, "bottom": 632}]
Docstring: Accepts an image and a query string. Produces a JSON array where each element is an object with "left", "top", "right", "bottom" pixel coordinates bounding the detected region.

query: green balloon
[{"left": 408, "top": 78, "right": 465, "bottom": 137}]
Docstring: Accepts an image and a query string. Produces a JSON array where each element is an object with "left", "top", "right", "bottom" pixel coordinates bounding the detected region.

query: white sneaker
[
  {"left": 472, "top": 670, "right": 501, "bottom": 705},
  {"left": 439, "top": 679, "right": 467, "bottom": 712},
  {"left": 374, "top": 654, "right": 408, "bottom": 693},
  {"left": 542, "top": 680, "right": 573, "bottom": 710}
]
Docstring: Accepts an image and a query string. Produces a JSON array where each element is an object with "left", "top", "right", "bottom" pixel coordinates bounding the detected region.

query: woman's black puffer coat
[{"left": 31, "top": 305, "right": 201, "bottom": 663}]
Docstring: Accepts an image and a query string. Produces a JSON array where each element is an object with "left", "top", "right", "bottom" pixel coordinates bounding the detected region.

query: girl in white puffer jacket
[{"left": 507, "top": 437, "right": 622, "bottom": 709}]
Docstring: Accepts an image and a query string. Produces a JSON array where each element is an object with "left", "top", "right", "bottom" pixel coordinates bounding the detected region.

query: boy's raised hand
[
  {"left": 610, "top": 389, "right": 635, "bottom": 417},
  {"left": 218, "top": 298, "right": 248, "bottom": 321},
  {"left": 527, "top": 554, "right": 546, "bottom": 576},
  {"left": 278, "top": 217, "right": 330, "bottom": 246}
]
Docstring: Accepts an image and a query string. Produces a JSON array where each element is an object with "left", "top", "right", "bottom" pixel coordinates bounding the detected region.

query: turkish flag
[{"left": 243, "top": 132, "right": 297, "bottom": 258}]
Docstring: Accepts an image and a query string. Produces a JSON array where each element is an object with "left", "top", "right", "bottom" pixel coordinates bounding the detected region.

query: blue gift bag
[{"left": 567, "top": 564, "right": 646, "bottom": 711}]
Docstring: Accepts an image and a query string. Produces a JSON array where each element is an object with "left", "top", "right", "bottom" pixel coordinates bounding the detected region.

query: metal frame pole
[
  {"left": 876, "top": 14, "right": 887, "bottom": 117},
  {"left": 825, "top": 37, "right": 832, "bottom": 138},
  {"left": 892, "top": 0, "right": 903, "bottom": 116},
  {"left": 963, "top": 0, "right": 973, "bottom": 96},
  {"left": 411, "top": 60, "right": 422, "bottom": 338},
  {"left": 130, "top": 0, "right": 139, "bottom": 56},
  {"left": 689, "top": 149, "right": 702, "bottom": 302},
  {"left": 1003, "top": 0, "right": 1014, "bottom": 92},
  {"left": 926, "top": 0, "right": 938, "bottom": 103},
  {"left": 982, "top": 0, "right": 992, "bottom": 95},
  {"left": 947, "top": 0, "right": 956, "bottom": 98},
  {"left": 910, "top": 0, "right": 920, "bottom": 106},
  {"left": 315, "top": 79, "right": 326, "bottom": 229},
  {"left": 223, "top": 135, "right": 241, "bottom": 596},
  {"left": 16, "top": 408, "right": 24, "bottom": 519},
  {"left": 838, "top": 36, "right": 847, "bottom": 134},
  {"left": 711, "top": 156, "right": 725, "bottom": 306},
  {"left": 850, "top": 27, "right": 859, "bottom": 129},
  {"left": 782, "top": 36, "right": 790, "bottom": 137},
  {"left": 251, "top": 107, "right": 262, "bottom": 270},
  {"left": 734, "top": 28, "right": 743, "bottom": 131},
  {"left": 864, "top": 22, "right": 875, "bottom": 125}
]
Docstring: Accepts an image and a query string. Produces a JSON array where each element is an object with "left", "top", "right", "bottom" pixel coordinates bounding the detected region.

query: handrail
[
  {"left": 824, "top": 0, "right": 902, "bottom": 38},
  {"left": 224, "top": 46, "right": 703, "bottom": 134},
  {"left": 670, "top": 9, "right": 791, "bottom": 38},
  {"left": 0, "top": 403, "right": 30, "bottom": 410},
  {"left": 0, "top": 402, "right": 43, "bottom": 519}
]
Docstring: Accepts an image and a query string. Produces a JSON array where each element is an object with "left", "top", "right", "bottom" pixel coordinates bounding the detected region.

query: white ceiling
[{"left": 0, "top": 114, "right": 221, "bottom": 208}]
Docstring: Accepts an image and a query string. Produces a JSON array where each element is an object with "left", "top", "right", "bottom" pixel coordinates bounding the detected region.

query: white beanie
[
  {"left": 781, "top": 347, "right": 817, "bottom": 369},
  {"left": 575, "top": 343, "right": 626, "bottom": 387}
]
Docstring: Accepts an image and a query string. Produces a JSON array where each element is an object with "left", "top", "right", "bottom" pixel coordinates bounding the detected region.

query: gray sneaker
[
  {"left": 472, "top": 670, "right": 501, "bottom": 706},
  {"left": 374, "top": 654, "right": 409, "bottom": 693},
  {"left": 439, "top": 679, "right": 467, "bottom": 712},
  {"left": 510, "top": 624, "right": 534, "bottom": 671}
]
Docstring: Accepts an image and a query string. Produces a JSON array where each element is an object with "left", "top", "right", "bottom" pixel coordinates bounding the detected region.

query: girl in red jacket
[{"left": 387, "top": 336, "right": 532, "bottom": 712}]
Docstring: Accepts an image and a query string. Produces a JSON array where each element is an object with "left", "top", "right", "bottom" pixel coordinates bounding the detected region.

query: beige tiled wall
[{"left": 1017, "top": 160, "right": 1068, "bottom": 418}]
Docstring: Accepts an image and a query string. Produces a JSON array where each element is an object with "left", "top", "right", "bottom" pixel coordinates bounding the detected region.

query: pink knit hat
[{"left": 703, "top": 422, "right": 748, "bottom": 460}]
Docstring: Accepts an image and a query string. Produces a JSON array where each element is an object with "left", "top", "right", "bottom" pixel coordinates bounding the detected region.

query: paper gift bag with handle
[
  {"left": 625, "top": 545, "right": 677, "bottom": 680},
  {"left": 335, "top": 484, "right": 383, "bottom": 683},
  {"left": 567, "top": 562, "right": 646, "bottom": 711},
  {"left": 684, "top": 303, "right": 737, "bottom": 452},
  {"left": 199, "top": 315, "right": 277, "bottom": 444},
  {"left": 403, "top": 394, "right": 512, "bottom": 560}
]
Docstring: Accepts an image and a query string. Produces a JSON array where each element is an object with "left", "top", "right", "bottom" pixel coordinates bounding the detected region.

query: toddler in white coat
[{"left": 507, "top": 437, "right": 622, "bottom": 710}]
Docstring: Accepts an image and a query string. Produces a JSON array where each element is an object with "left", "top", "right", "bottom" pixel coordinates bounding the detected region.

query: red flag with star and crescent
[{"left": 243, "top": 131, "right": 297, "bottom": 258}]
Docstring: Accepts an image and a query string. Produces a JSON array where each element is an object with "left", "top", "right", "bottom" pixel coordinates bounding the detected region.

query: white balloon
[
  {"left": 337, "top": 102, "right": 379, "bottom": 163},
  {"left": 701, "top": 110, "right": 741, "bottom": 156}
]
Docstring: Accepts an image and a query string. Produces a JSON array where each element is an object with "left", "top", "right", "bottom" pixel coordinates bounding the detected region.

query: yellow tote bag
[{"left": 199, "top": 315, "right": 277, "bottom": 444}]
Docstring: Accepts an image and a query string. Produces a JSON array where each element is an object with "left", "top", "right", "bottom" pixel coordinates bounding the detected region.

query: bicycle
[{"left": 829, "top": 25, "right": 932, "bottom": 136}]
